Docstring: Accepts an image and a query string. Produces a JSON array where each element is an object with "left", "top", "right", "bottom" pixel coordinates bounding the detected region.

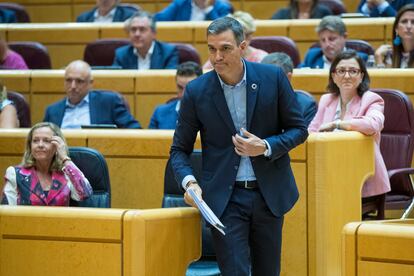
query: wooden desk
[
  {"left": 0, "top": 206, "right": 201, "bottom": 276},
  {"left": 0, "top": 130, "right": 374, "bottom": 276},
  {"left": 343, "top": 219, "right": 414, "bottom": 276}
]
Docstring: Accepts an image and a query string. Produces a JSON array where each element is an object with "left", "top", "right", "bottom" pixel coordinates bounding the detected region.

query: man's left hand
[{"left": 232, "top": 128, "right": 267, "bottom": 157}]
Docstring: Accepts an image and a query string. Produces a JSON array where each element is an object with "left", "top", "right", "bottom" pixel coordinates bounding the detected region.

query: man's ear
[
  {"left": 343, "top": 32, "right": 348, "bottom": 39},
  {"left": 287, "top": 72, "right": 292, "bottom": 82},
  {"left": 240, "top": 40, "right": 247, "bottom": 51}
]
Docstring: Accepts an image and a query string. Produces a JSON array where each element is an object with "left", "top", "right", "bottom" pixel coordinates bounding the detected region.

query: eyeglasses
[
  {"left": 334, "top": 68, "right": 361, "bottom": 77},
  {"left": 65, "top": 78, "right": 88, "bottom": 85}
]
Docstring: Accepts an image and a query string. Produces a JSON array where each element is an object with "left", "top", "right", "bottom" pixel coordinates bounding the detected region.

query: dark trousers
[{"left": 211, "top": 187, "right": 284, "bottom": 276}]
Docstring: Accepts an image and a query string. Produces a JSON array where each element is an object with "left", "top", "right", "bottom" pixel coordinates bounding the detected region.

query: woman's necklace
[{"left": 37, "top": 171, "right": 52, "bottom": 191}]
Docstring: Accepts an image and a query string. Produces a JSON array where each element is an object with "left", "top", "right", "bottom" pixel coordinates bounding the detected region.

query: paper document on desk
[{"left": 187, "top": 188, "right": 226, "bottom": 235}]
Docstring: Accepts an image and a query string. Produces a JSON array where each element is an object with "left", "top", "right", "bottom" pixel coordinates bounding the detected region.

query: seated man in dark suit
[
  {"left": 262, "top": 52, "right": 317, "bottom": 126},
  {"left": 0, "top": 8, "right": 17, "bottom": 23},
  {"left": 43, "top": 60, "right": 141, "bottom": 129},
  {"left": 148, "top": 61, "right": 202, "bottom": 129},
  {"left": 300, "top": 15, "right": 368, "bottom": 68},
  {"left": 112, "top": 11, "right": 179, "bottom": 70},
  {"left": 358, "top": 0, "right": 414, "bottom": 17},
  {"left": 155, "top": 0, "right": 232, "bottom": 21},
  {"left": 76, "top": 0, "right": 137, "bottom": 23}
]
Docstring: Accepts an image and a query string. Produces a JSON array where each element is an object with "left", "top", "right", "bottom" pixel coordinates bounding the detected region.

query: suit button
[
  {"left": 234, "top": 165, "right": 238, "bottom": 170},
  {"left": 229, "top": 185, "right": 233, "bottom": 190}
]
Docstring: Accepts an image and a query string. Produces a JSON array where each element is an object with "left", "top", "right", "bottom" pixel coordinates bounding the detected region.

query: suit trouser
[{"left": 211, "top": 186, "right": 284, "bottom": 276}]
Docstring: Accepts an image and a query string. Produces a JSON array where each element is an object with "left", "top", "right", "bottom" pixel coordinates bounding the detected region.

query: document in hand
[{"left": 187, "top": 189, "right": 226, "bottom": 235}]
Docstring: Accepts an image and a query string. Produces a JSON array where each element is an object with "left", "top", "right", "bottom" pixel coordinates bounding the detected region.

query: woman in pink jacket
[{"left": 308, "top": 50, "right": 390, "bottom": 201}]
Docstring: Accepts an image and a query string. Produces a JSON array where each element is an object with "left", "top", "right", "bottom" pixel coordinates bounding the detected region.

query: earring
[{"left": 393, "top": 35, "right": 402, "bottom": 46}]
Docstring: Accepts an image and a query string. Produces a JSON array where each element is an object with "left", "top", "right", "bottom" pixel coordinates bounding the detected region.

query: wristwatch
[{"left": 185, "top": 180, "right": 198, "bottom": 190}]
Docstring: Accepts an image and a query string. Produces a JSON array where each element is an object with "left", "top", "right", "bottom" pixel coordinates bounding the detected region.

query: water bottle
[{"left": 366, "top": 55, "right": 375, "bottom": 68}]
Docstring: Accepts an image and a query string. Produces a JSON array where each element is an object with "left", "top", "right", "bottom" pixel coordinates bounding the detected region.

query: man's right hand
[{"left": 184, "top": 181, "right": 203, "bottom": 208}]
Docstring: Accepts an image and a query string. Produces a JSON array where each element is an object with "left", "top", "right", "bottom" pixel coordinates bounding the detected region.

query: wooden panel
[
  {"left": 0, "top": 71, "right": 31, "bottom": 93},
  {"left": 47, "top": 44, "right": 86, "bottom": 69},
  {"left": 123, "top": 208, "right": 201, "bottom": 276},
  {"left": 255, "top": 20, "right": 289, "bottom": 36},
  {"left": 137, "top": 94, "right": 176, "bottom": 128},
  {"left": 282, "top": 162, "right": 307, "bottom": 276},
  {"left": 358, "top": 261, "right": 414, "bottom": 276},
  {"left": 99, "top": 23, "right": 128, "bottom": 39},
  {"left": 243, "top": 1, "right": 287, "bottom": 19},
  {"left": 358, "top": 222, "right": 414, "bottom": 261},
  {"left": 107, "top": 158, "right": 166, "bottom": 209},
  {"left": 135, "top": 70, "right": 176, "bottom": 92},
  {"left": 1, "top": 240, "right": 121, "bottom": 276},
  {"left": 307, "top": 132, "right": 375, "bottom": 276},
  {"left": 7, "top": 24, "right": 100, "bottom": 43},
  {"left": 344, "top": 18, "right": 388, "bottom": 41},
  {"left": 157, "top": 22, "right": 194, "bottom": 43},
  {"left": 25, "top": 5, "right": 72, "bottom": 23}
]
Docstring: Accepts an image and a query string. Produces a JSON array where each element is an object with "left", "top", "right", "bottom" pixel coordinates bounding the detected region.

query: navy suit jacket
[
  {"left": 170, "top": 61, "right": 308, "bottom": 218},
  {"left": 112, "top": 42, "right": 179, "bottom": 69},
  {"left": 296, "top": 91, "right": 317, "bottom": 127},
  {"left": 0, "top": 9, "right": 16, "bottom": 23},
  {"left": 357, "top": 0, "right": 414, "bottom": 17},
  {"left": 300, "top": 47, "right": 368, "bottom": 68},
  {"left": 76, "top": 6, "right": 136, "bottom": 22},
  {"left": 155, "top": 0, "right": 232, "bottom": 21},
  {"left": 148, "top": 99, "right": 178, "bottom": 129},
  {"left": 43, "top": 91, "right": 141, "bottom": 129}
]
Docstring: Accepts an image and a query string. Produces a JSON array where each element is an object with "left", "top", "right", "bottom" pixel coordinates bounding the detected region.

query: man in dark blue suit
[
  {"left": 155, "top": 0, "right": 232, "bottom": 21},
  {"left": 43, "top": 60, "right": 141, "bottom": 129},
  {"left": 112, "top": 11, "right": 179, "bottom": 70},
  {"left": 0, "top": 8, "right": 17, "bottom": 23},
  {"left": 76, "top": 0, "right": 137, "bottom": 22},
  {"left": 148, "top": 61, "right": 202, "bottom": 129},
  {"left": 358, "top": 0, "right": 414, "bottom": 17},
  {"left": 261, "top": 52, "right": 317, "bottom": 126},
  {"left": 300, "top": 16, "right": 368, "bottom": 68},
  {"left": 170, "top": 17, "right": 308, "bottom": 275}
]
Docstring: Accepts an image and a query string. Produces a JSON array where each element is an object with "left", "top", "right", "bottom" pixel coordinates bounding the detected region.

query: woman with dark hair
[
  {"left": 271, "top": 0, "right": 332, "bottom": 19},
  {"left": 1, "top": 122, "right": 92, "bottom": 205},
  {"left": 308, "top": 50, "right": 390, "bottom": 200},
  {"left": 375, "top": 4, "right": 414, "bottom": 68}
]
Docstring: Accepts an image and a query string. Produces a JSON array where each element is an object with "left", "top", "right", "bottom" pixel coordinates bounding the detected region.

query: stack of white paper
[{"left": 188, "top": 189, "right": 226, "bottom": 235}]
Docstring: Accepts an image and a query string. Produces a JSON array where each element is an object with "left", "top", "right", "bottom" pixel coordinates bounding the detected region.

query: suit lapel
[
  {"left": 345, "top": 95, "right": 362, "bottom": 119},
  {"left": 89, "top": 91, "right": 96, "bottom": 124},
  {"left": 245, "top": 62, "right": 260, "bottom": 130},
  {"left": 211, "top": 73, "right": 237, "bottom": 134},
  {"left": 150, "top": 42, "right": 161, "bottom": 69}
]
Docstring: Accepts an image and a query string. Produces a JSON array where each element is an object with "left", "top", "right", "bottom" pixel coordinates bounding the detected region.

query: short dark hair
[
  {"left": 327, "top": 50, "right": 370, "bottom": 96},
  {"left": 261, "top": 52, "right": 294, "bottom": 74},
  {"left": 176, "top": 61, "right": 203, "bottom": 77},
  {"left": 125, "top": 10, "right": 156, "bottom": 32},
  {"left": 206, "top": 17, "right": 245, "bottom": 45}
]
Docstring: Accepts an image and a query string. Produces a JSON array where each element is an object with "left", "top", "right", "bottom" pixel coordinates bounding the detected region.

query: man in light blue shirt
[{"left": 43, "top": 60, "right": 141, "bottom": 129}]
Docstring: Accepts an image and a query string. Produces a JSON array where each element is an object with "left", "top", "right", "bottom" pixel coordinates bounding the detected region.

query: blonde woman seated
[
  {"left": 1, "top": 122, "right": 92, "bottom": 205},
  {"left": 0, "top": 84, "right": 18, "bottom": 128},
  {"left": 203, "top": 11, "right": 267, "bottom": 69},
  {"left": 375, "top": 4, "right": 414, "bottom": 68},
  {"left": 308, "top": 50, "right": 390, "bottom": 201}
]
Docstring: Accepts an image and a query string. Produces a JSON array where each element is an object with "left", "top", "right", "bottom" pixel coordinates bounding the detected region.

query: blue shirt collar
[
  {"left": 65, "top": 93, "right": 90, "bottom": 108},
  {"left": 216, "top": 59, "right": 247, "bottom": 89}
]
